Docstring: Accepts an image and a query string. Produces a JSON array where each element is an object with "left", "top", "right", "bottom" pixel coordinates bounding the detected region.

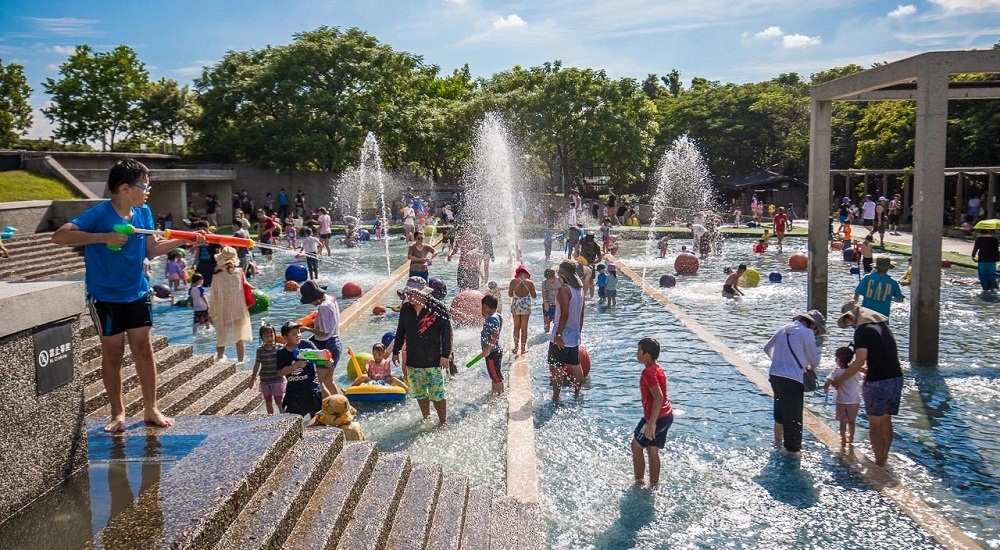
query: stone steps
[
  {"left": 220, "top": 386, "right": 264, "bottom": 415},
  {"left": 385, "top": 463, "right": 443, "bottom": 550},
  {"left": 79, "top": 334, "right": 170, "bottom": 381},
  {"left": 177, "top": 370, "right": 252, "bottom": 416},
  {"left": 82, "top": 341, "right": 187, "bottom": 415},
  {"left": 425, "top": 473, "right": 469, "bottom": 550},
  {"left": 89, "top": 353, "right": 216, "bottom": 418},
  {"left": 158, "top": 359, "right": 236, "bottom": 416},
  {"left": 1, "top": 233, "right": 87, "bottom": 281},
  {"left": 338, "top": 452, "right": 412, "bottom": 549}
]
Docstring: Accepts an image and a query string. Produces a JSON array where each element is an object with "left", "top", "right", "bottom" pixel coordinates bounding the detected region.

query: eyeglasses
[{"left": 130, "top": 182, "right": 152, "bottom": 192}]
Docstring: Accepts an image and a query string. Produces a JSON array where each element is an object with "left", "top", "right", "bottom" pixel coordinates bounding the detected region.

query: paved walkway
[{"left": 794, "top": 219, "right": 976, "bottom": 257}]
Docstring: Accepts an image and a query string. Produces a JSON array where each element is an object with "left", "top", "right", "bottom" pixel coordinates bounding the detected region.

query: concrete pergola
[{"left": 807, "top": 50, "right": 1000, "bottom": 366}]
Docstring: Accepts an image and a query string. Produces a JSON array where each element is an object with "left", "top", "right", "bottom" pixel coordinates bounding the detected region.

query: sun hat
[
  {"left": 607, "top": 264, "right": 617, "bottom": 273},
  {"left": 514, "top": 265, "right": 531, "bottom": 278},
  {"left": 396, "top": 276, "right": 434, "bottom": 299},
  {"left": 214, "top": 246, "right": 239, "bottom": 267},
  {"left": 837, "top": 303, "right": 889, "bottom": 329},
  {"left": 299, "top": 280, "right": 328, "bottom": 304},
  {"left": 793, "top": 309, "right": 826, "bottom": 335},
  {"left": 280, "top": 321, "right": 302, "bottom": 336},
  {"left": 427, "top": 277, "right": 447, "bottom": 300},
  {"left": 875, "top": 256, "right": 895, "bottom": 271},
  {"left": 558, "top": 260, "right": 583, "bottom": 289}
]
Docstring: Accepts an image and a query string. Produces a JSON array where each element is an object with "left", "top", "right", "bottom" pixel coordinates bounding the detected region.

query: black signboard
[{"left": 33, "top": 319, "right": 74, "bottom": 395}]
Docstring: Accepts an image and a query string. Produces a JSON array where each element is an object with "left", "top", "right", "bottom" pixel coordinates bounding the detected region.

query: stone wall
[
  {"left": 0, "top": 200, "right": 104, "bottom": 233},
  {"left": 0, "top": 280, "right": 88, "bottom": 523}
]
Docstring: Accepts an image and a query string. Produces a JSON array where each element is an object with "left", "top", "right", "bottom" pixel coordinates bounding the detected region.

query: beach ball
[
  {"left": 740, "top": 267, "right": 761, "bottom": 287},
  {"left": 285, "top": 263, "right": 308, "bottom": 283},
  {"left": 659, "top": 274, "right": 677, "bottom": 288},
  {"left": 358, "top": 229, "right": 370, "bottom": 242},
  {"left": 152, "top": 284, "right": 172, "bottom": 299},
  {"left": 284, "top": 280, "right": 300, "bottom": 292},
  {"left": 789, "top": 253, "right": 808, "bottom": 271},
  {"left": 427, "top": 277, "right": 447, "bottom": 300},
  {"left": 342, "top": 281, "right": 363, "bottom": 298},
  {"left": 769, "top": 272, "right": 783, "bottom": 283},
  {"left": 449, "top": 289, "right": 484, "bottom": 326},
  {"left": 248, "top": 289, "right": 270, "bottom": 314},
  {"left": 674, "top": 253, "right": 700, "bottom": 275},
  {"left": 346, "top": 347, "right": 374, "bottom": 379},
  {"left": 830, "top": 241, "right": 844, "bottom": 250},
  {"left": 746, "top": 221, "right": 757, "bottom": 228},
  {"left": 850, "top": 266, "right": 860, "bottom": 275},
  {"left": 842, "top": 248, "right": 857, "bottom": 262},
  {"left": 381, "top": 331, "right": 395, "bottom": 348},
  {"left": 372, "top": 305, "right": 386, "bottom": 316}
]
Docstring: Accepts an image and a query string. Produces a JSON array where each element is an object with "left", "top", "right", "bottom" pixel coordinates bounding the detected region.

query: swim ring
[{"left": 344, "top": 381, "right": 407, "bottom": 403}]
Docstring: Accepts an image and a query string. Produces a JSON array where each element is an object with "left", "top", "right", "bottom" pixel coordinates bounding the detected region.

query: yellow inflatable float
[
  {"left": 345, "top": 346, "right": 373, "bottom": 379},
  {"left": 344, "top": 346, "right": 406, "bottom": 402}
]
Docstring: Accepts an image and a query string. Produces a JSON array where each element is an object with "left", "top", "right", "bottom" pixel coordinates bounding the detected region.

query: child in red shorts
[{"left": 631, "top": 337, "right": 674, "bottom": 488}]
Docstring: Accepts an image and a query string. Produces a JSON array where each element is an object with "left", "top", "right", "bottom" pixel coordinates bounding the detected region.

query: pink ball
[
  {"left": 449, "top": 289, "right": 484, "bottom": 326},
  {"left": 674, "top": 253, "right": 700, "bottom": 275},
  {"left": 789, "top": 253, "right": 808, "bottom": 271},
  {"left": 342, "top": 281, "right": 363, "bottom": 298}
]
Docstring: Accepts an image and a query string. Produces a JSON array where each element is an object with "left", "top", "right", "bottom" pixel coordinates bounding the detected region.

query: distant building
[{"left": 714, "top": 170, "right": 808, "bottom": 215}]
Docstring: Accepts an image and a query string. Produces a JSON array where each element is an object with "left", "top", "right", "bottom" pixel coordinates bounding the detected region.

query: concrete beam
[
  {"left": 0, "top": 280, "right": 85, "bottom": 339},
  {"left": 149, "top": 169, "right": 237, "bottom": 182},
  {"left": 910, "top": 66, "right": 949, "bottom": 366},
  {"left": 808, "top": 99, "right": 832, "bottom": 316},
  {"left": 844, "top": 86, "right": 1000, "bottom": 101}
]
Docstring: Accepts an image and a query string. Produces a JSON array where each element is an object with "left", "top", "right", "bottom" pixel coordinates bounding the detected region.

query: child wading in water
[
  {"left": 189, "top": 273, "right": 211, "bottom": 334},
  {"left": 480, "top": 294, "right": 504, "bottom": 394},
  {"left": 249, "top": 323, "right": 285, "bottom": 414},
  {"left": 824, "top": 346, "right": 863, "bottom": 448},
  {"left": 631, "top": 337, "right": 674, "bottom": 487},
  {"left": 605, "top": 264, "right": 619, "bottom": 306},
  {"left": 542, "top": 268, "right": 560, "bottom": 333},
  {"left": 350, "top": 342, "right": 408, "bottom": 390}
]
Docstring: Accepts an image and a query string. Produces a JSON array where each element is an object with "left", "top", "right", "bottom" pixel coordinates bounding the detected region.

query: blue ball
[
  {"left": 659, "top": 274, "right": 677, "bottom": 288},
  {"left": 746, "top": 221, "right": 757, "bottom": 228},
  {"left": 284, "top": 263, "right": 309, "bottom": 283},
  {"left": 381, "top": 331, "right": 395, "bottom": 348},
  {"left": 849, "top": 266, "right": 860, "bottom": 275},
  {"left": 769, "top": 272, "right": 782, "bottom": 283},
  {"left": 358, "top": 229, "right": 370, "bottom": 241},
  {"left": 842, "top": 248, "right": 857, "bottom": 262}
]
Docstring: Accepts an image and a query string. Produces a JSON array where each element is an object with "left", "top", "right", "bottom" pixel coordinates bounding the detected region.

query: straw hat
[
  {"left": 214, "top": 246, "right": 238, "bottom": 267},
  {"left": 558, "top": 260, "right": 583, "bottom": 289}
]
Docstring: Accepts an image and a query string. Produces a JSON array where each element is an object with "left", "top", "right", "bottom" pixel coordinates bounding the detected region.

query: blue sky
[{"left": 2, "top": 0, "right": 998, "bottom": 139}]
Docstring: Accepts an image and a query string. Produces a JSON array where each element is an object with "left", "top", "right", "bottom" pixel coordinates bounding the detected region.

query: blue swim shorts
[
  {"left": 634, "top": 414, "right": 674, "bottom": 449},
  {"left": 862, "top": 376, "right": 903, "bottom": 416}
]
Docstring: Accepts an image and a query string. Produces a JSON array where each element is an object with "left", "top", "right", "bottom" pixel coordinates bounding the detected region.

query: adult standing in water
[
  {"left": 317, "top": 207, "right": 333, "bottom": 256},
  {"left": 448, "top": 225, "right": 483, "bottom": 290},
  {"left": 391, "top": 277, "right": 453, "bottom": 425},
  {"left": 53, "top": 158, "right": 200, "bottom": 432},
  {"left": 971, "top": 228, "right": 999, "bottom": 292},
  {"left": 509, "top": 265, "right": 537, "bottom": 356},
  {"left": 763, "top": 309, "right": 825, "bottom": 454},
  {"left": 835, "top": 304, "right": 900, "bottom": 466},
  {"left": 407, "top": 232, "right": 437, "bottom": 281},
  {"left": 548, "top": 260, "right": 586, "bottom": 399}
]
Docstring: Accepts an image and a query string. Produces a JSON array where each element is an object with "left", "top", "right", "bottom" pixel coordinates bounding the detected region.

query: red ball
[
  {"left": 284, "top": 280, "right": 300, "bottom": 292},
  {"left": 563, "top": 346, "right": 592, "bottom": 379},
  {"left": 674, "top": 253, "right": 699, "bottom": 275},
  {"left": 789, "top": 253, "right": 808, "bottom": 271},
  {"left": 372, "top": 305, "right": 386, "bottom": 315},
  {"left": 830, "top": 241, "right": 844, "bottom": 251},
  {"left": 342, "top": 281, "right": 363, "bottom": 298},
  {"left": 449, "top": 289, "right": 484, "bottom": 326},
  {"left": 941, "top": 259, "right": 951, "bottom": 269}
]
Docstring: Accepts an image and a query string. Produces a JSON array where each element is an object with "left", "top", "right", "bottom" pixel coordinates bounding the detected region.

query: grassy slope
[{"left": 0, "top": 170, "right": 82, "bottom": 202}]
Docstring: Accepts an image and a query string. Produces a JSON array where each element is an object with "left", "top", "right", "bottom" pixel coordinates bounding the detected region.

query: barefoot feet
[{"left": 143, "top": 408, "right": 175, "bottom": 428}]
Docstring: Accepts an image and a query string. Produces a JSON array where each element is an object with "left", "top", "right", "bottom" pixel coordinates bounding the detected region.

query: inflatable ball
[
  {"left": 769, "top": 272, "right": 783, "bottom": 283},
  {"left": 284, "top": 263, "right": 309, "bottom": 283},
  {"left": 659, "top": 274, "right": 677, "bottom": 288},
  {"left": 424, "top": 225, "right": 437, "bottom": 237},
  {"left": 830, "top": 241, "right": 844, "bottom": 250},
  {"left": 152, "top": 284, "right": 172, "bottom": 300},
  {"left": 563, "top": 346, "right": 592, "bottom": 380},
  {"left": 342, "top": 281, "right": 363, "bottom": 298},
  {"left": 739, "top": 267, "right": 761, "bottom": 287},
  {"left": 674, "top": 253, "right": 700, "bottom": 275},
  {"left": 789, "top": 253, "right": 808, "bottom": 271},
  {"left": 941, "top": 260, "right": 951, "bottom": 269},
  {"left": 842, "top": 248, "right": 858, "bottom": 262},
  {"left": 373, "top": 305, "right": 387, "bottom": 316},
  {"left": 449, "top": 289, "right": 485, "bottom": 326},
  {"left": 381, "top": 331, "right": 396, "bottom": 348},
  {"left": 284, "top": 280, "right": 300, "bottom": 292},
  {"left": 248, "top": 289, "right": 270, "bottom": 314},
  {"left": 358, "top": 229, "right": 370, "bottom": 242}
]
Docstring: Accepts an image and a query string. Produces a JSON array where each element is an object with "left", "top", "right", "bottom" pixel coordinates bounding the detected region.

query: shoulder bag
[{"left": 787, "top": 332, "right": 818, "bottom": 391}]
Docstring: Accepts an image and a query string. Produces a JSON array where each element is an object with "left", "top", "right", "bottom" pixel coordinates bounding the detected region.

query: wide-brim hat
[
  {"left": 558, "top": 260, "right": 583, "bottom": 289},
  {"left": 299, "top": 280, "right": 327, "bottom": 304},
  {"left": 837, "top": 303, "right": 889, "bottom": 329},
  {"left": 875, "top": 256, "right": 895, "bottom": 270},
  {"left": 793, "top": 309, "right": 826, "bottom": 335},
  {"left": 214, "top": 246, "right": 239, "bottom": 267},
  {"left": 396, "top": 276, "right": 434, "bottom": 299}
]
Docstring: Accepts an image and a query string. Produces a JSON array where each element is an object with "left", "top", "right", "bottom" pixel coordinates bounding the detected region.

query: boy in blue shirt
[
  {"left": 52, "top": 158, "right": 200, "bottom": 433},
  {"left": 480, "top": 294, "right": 504, "bottom": 394},
  {"left": 853, "top": 256, "right": 904, "bottom": 317},
  {"left": 596, "top": 264, "right": 608, "bottom": 304}
]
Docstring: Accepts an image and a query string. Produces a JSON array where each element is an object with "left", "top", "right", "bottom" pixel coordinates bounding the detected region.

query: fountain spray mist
[{"left": 646, "top": 134, "right": 718, "bottom": 259}]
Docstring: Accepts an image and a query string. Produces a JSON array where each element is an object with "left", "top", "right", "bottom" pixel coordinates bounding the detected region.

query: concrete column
[
  {"left": 881, "top": 174, "right": 888, "bottom": 199},
  {"left": 864, "top": 174, "right": 870, "bottom": 197},
  {"left": 910, "top": 66, "right": 949, "bottom": 366},
  {"left": 989, "top": 171, "right": 996, "bottom": 219},
  {"left": 956, "top": 172, "right": 964, "bottom": 222},
  {"left": 903, "top": 173, "right": 912, "bottom": 222},
  {"left": 180, "top": 182, "right": 189, "bottom": 228},
  {"left": 808, "top": 99, "right": 832, "bottom": 316}
]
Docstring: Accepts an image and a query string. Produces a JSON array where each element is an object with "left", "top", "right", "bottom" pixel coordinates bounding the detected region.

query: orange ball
[
  {"left": 284, "top": 280, "right": 300, "bottom": 292},
  {"left": 342, "top": 281, "right": 363, "bottom": 298},
  {"left": 674, "top": 253, "right": 700, "bottom": 275},
  {"left": 789, "top": 253, "right": 808, "bottom": 271},
  {"left": 830, "top": 241, "right": 844, "bottom": 250},
  {"left": 449, "top": 289, "right": 485, "bottom": 326},
  {"left": 372, "top": 305, "right": 387, "bottom": 315}
]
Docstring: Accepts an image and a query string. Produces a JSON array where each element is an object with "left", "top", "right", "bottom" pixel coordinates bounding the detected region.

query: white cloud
[
  {"left": 445, "top": 0, "right": 467, "bottom": 4},
  {"left": 46, "top": 64, "right": 60, "bottom": 71},
  {"left": 24, "top": 17, "right": 101, "bottom": 36},
  {"left": 929, "top": 0, "right": 1000, "bottom": 12},
  {"left": 888, "top": 4, "right": 917, "bottom": 18},
  {"left": 753, "top": 26, "right": 784, "bottom": 39},
  {"left": 50, "top": 45, "right": 76, "bottom": 55},
  {"left": 782, "top": 33, "right": 821, "bottom": 48},
  {"left": 493, "top": 14, "right": 527, "bottom": 29}
]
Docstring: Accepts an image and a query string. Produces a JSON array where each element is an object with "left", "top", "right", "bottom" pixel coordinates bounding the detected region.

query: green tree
[
  {"left": 854, "top": 101, "right": 915, "bottom": 168},
  {"left": 0, "top": 58, "right": 33, "bottom": 147},
  {"left": 191, "top": 26, "right": 434, "bottom": 171},
  {"left": 811, "top": 64, "right": 867, "bottom": 169},
  {"left": 42, "top": 45, "right": 149, "bottom": 151},
  {"left": 141, "top": 78, "right": 194, "bottom": 151}
]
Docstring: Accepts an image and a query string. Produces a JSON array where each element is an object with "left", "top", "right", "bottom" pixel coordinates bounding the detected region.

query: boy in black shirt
[{"left": 277, "top": 321, "right": 328, "bottom": 417}]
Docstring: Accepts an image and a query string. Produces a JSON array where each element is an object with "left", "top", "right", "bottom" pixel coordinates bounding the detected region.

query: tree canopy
[{"left": 0, "top": 58, "right": 33, "bottom": 148}]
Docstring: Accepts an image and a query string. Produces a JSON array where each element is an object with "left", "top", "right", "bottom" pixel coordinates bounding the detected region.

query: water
[
  {"left": 332, "top": 132, "right": 394, "bottom": 275},
  {"left": 461, "top": 113, "right": 526, "bottom": 265}
]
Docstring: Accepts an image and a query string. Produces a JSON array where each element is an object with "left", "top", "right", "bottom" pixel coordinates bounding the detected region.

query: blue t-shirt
[
  {"left": 597, "top": 272, "right": 608, "bottom": 288},
  {"left": 855, "top": 272, "right": 904, "bottom": 317},
  {"left": 480, "top": 313, "right": 502, "bottom": 356},
  {"left": 70, "top": 201, "right": 153, "bottom": 303},
  {"left": 276, "top": 340, "right": 321, "bottom": 399},
  {"left": 277, "top": 191, "right": 289, "bottom": 206}
]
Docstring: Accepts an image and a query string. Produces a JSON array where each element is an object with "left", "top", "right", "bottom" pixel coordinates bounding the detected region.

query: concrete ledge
[
  {"left": 506, "top": 354, "right": 539, "bottom": 504},
  {"left": 0, "top": 281, "right": 85, "bottom": 340}
]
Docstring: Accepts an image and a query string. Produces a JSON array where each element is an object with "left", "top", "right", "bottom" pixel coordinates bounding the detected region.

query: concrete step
[
  {"left": 89, "top": 353, "right": 216, "bottom": 418},
  {"left": 82, "top": 343, "right": 191, "bottom": 415},
  {"left": 77, "top": 317, "right": 97, "bottom": 340},
  {"left": 220, "top": 387, "right": 264, "bottom": 415},
  {"left": 386, "top": 463, "right": 443, "bottom": 550},
  {"left": 215, "top": 428, "right": 345, "bottom": 550},
  {"left": 3, "top": 246, "right": 83, "bottom": 269},
  {"left": 461, "top": 485, "right": 493, "bottom": 550},
  {"left": 516, "top": 503, "right": 543, "bottom": 550},
  {"left": 1, "top": 232, "right": 57, "bottom": 250},
  {"left": 81, "top": 334, "right": 170, "bottom": 385},
  {"left": 488, "top": 495, "right": 521, "bottom": 550},
  {"left": 159, "top": 359, "right": 236, "bottom": 416},
  {"left": 177, "top": 370, "right": 253, "bottom": 416},
  {"left": 284, "top": 441, "right": 379, "bottom": 549},
  {"left": 339, "top": 452, "right": 412, "bottom": 549},
  {"left": 426, "top": 473, "right": 470, "bottom": 550},
  {"left": 21, "top": 259, "right": 87, "bottom": 281}
]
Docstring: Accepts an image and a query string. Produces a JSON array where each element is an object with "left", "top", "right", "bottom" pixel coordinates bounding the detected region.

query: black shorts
[
  {"left": 770, "top": 375, "right": 804, "bottom": 453},
  {"left": 723, "top": 284, "right": 736, "bottom": 295},
  {"left": 485, "top": 351, "right": 503, "bottom": 383},
  {"left": 88, "top": 295, "right": 153, "bottom": 337},
  {"left": 888, "top": 213, "right": 900, "bottom": 225},
  {"left": 863, "top": 218, "right": 874, "bottom": 228},
  {"left": 283, "top": 391, "right": 322, "bottom": 417},
  {"left": 457, "top": 266, "right": 479, "bottom": 290},
  {"left": 862, "top": 257, "right": 873, "bottom": 273},
  {"left": 634, "top": 414, "right": 674, "bottom": 449},
  {"left": 193, "top": 310, "right": 210, "bottom": 324},
  {"left": 548, "top": 343, "right": 580, "bottom": 368}
]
